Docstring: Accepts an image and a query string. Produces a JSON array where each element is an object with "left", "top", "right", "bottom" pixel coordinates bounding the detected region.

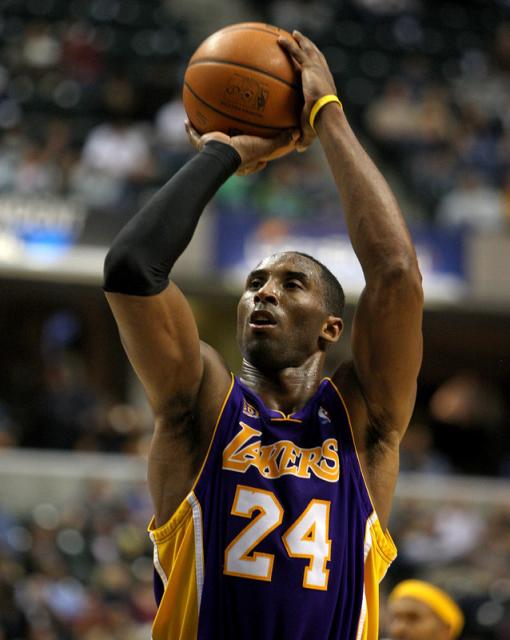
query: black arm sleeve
[{"left": 103, "top": 141, "right": 241, "bottom": 295}]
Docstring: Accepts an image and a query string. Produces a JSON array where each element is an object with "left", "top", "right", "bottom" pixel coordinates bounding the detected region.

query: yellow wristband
[{"left": 309, "top": 94, "right": 343, "bottom": 131}]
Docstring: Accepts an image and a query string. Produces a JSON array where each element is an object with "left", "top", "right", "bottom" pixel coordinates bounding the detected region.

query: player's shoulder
[
  {"left": 199, "top": 340, "right": 233, "bottom": 396},
  {"left": 196, "top": 341, "right": 236, "bottom": 422},
  {"left": 331, "top": 360, "right": 363, "bottom": 402},
  {"left": 331, "top": 360, "right": 369, "bottom": 434}
]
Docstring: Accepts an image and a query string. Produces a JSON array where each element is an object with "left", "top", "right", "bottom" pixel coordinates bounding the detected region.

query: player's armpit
[{"left": 332, "top": 360, "right": 402, "bottom": 530}]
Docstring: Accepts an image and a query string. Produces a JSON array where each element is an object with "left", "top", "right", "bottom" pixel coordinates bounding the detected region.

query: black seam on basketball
[
  {"left": 183, "top": 81, "right": 289, "bottom": 131},
  {"left": 187, "top": 59, "right": 300, "bottom": 90},
  {"left": 215, "top": 25, "right": 286, "bottom": 37}
]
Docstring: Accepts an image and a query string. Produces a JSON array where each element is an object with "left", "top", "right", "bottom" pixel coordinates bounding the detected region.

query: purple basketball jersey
[{"left": 181, "top": 376, "right": 396, "bottom": 639}]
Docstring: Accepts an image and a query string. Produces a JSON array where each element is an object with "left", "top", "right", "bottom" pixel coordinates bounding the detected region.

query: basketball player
[
  {"left": 103, "top": 31, "right": 423, "bottom": 639},
  {"left": 386, "top": 580, "right": 464, "bottom": 640}
]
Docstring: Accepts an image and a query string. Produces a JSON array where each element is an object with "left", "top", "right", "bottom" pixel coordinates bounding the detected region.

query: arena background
[{"left": 1, "top": 0, "right": 510, "bottom": 638}]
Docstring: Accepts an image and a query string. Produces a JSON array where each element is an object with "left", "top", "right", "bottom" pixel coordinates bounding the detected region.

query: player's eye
[
  {"left": 285, "top": 280, "right": 302, "bottom": 289},
  {"left": 247, "top": 279, "right": 263, "bottom": 289}
]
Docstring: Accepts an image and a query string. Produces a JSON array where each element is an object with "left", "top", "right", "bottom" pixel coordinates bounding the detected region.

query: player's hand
[
  {"left": 185, "top": 121, "right": 299, "bottom": 176},
  {"left": 278, "top": 31, "right": 338, "bottom": 150}
]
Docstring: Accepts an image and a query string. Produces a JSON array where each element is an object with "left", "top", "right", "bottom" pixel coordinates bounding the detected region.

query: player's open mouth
[{"left": 249, "top": 309, "right": 277, "bottom": 329}]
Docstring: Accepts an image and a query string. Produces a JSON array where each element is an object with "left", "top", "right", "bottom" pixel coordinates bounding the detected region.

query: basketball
[{"left": 183, "top": 22, "right": 303, "bottom": 138}]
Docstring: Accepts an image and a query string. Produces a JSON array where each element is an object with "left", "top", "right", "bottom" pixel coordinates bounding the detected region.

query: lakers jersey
[{"left": 148, "top": 375, "right": 397, "bottom": 640}]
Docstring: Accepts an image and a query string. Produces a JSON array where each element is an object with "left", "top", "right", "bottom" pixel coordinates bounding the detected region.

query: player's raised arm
[
  {"left": 280, "top": 32, "right": 424, "bottom": 524},
  {"left": 103, "top": 127, "right": 296, "bottom": 523},
  {"left": 103, "top": 140, "right": 240, "bottom": 416},
  {"left": 104, "top": 128, "right": 296, "bottom": 413}
]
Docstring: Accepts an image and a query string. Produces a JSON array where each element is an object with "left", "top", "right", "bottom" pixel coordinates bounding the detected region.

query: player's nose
[{"left": 254, "top": 282, "right": 278, "bottom": 305}]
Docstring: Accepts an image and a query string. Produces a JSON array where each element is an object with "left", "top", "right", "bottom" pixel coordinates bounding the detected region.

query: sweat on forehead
[{"left": 254, "top": 252, "right": 320, "bottom": 274}]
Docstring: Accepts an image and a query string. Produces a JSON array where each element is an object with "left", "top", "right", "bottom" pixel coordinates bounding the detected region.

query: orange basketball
[{"left": 183, "top": 22, "right": 303, "bottom": 138}]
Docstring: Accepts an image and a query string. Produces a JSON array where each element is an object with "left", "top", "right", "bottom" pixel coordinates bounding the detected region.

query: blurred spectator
[
  {"left": 436, "top": 172, "right": 505, "bottom": 230},
  {"left": 0, "top": 401, "right": 19, "bottom": 448},
  {"left": 80, "top": 120, "right": 154, "bottom": 181},
  {"left": 73, "top": 76, "right": 156, "bottom": 209},
  {"left": 23, "top": 355, "right": 102, "bottom": 450},
  {"left": 154, "top": 95, "right": 187, "bottom": 150},
  {"left": 61, "top": 22, "right": 104, "bottom": 85},
  {"left": 154, "top": 94, "right": 193, "bottom": 173},
  {"left": 268, "top": 0, "right": 335, "bottom": 36},
  {"left": 352, "top": 0, "right": 419, "bottom": 14},
  {"left": 385, "top": 579, "right": 464, "bottom": 640},
  {"left": 428, "top": 370, "right": 507, "bottom": 475},
  {"left": 21, "top": 23, "right": 62, "bottom": 71},
  {"left": 399, "top": 420, "right": 452, "bottom": 474},
  {"left": 396, "top": 501, "right": 485, "bottom": 568},
  {"left": 0, "top": 66, "right": 22, "bottom": 131},
  {"left": 365, "top": 78, "right": 421, "bottom": 151},
  {"left": 0, "top": 579, "right": 29, "bottom": 639},
  {"left": 14, "top": 141, "right": 61, "bottom": 195},
  {"left": 408, "top": 147, "right": 457, "bottom": 212},
  {"left": 168, "top": 0, "right": 252, "bottom": 42}
]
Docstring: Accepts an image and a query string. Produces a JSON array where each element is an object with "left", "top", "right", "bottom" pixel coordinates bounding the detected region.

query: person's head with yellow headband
[{"left": 388, "top": 579, "right": 464, "bottom": 640}]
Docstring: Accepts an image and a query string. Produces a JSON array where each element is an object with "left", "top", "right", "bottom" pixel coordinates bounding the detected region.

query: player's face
[
  {"left": 388, "top": 598, "right": 451, "bottom": 640},
  {"left": 236, "top": 253, "right": 332, "bottom": 371}
]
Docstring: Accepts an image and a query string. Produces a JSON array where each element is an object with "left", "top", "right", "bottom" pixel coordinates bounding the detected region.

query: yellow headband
[{"left": 389, "top": 580, "right": 464, "bottom": 639}]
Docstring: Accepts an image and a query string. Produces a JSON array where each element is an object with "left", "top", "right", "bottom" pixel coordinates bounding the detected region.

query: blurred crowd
[
  {"left": 0, "top": 0, "right": 509, "bottom": 228},
  {"left": 0, "top": 481, "right": 155, "bottom": 640},
  {"left": 0, "top": 351, "right": 153, "bottom": 456}
]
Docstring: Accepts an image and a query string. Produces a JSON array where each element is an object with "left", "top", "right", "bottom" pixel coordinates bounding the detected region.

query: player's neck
[{"left": 239, "top": 355, "right": 324, "bottom": 414}]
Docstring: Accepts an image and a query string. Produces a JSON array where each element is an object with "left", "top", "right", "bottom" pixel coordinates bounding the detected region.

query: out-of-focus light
[
  {"left": 476, "top": 601, "right": 504, "bottom": 627},
  {"left": 6, "top": 525, "right": 33, "bottom": 552},
  {"left": 33, "top": 503, "right": 61, "bottom": 530},
  {"left": 57, "top": 528, "right": 85, "bottom": 555},
  {"left": 53, "top": 79, "right": 81, "bottom": 109}
]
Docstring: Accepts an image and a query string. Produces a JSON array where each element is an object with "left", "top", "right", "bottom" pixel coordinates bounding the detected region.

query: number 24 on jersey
[{"left": 224, "top": 485, "right": 332, "bottom": 590}]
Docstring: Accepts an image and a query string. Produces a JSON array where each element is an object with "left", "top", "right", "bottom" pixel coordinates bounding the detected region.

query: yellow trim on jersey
[
  {"left": 357, "top": 513, "right": 397, "bottom": 640},
  {"left": 148, "top": 497, "right": 199, "bottom": 640},
  {"left": 191, "top": 373, "right": 235, "bottom": 493}
]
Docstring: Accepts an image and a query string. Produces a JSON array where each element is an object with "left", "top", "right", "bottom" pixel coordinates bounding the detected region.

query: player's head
[
  {"left": 237, "top": 251, "right": 344, "bottom": 371},
  {"left": 388, "top": 580, "right": 464, "bottom": 640}
]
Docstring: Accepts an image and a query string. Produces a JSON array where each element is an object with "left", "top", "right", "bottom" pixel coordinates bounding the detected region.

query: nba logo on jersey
[
  {"left": 242, "top": 399, "right": 259, "bottom": 418},
  {"left": 318, "top": 405, "right": 331, "bottom": 423}
]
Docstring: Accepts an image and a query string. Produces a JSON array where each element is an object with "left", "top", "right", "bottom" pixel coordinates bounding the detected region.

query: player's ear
[{"left": 320, "top": 316, "right": 343, "bottom": 345}]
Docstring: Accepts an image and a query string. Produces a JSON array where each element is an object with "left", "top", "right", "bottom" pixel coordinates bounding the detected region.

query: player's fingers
[
  {"left": 278, "top": 36, "right": 305, "bottom": 66},
  {"left": 296, "top": 112, "right": 315, "bottom": 152},
  {"left": 279, "top": 44, "right": 302, "bottom": 73},
  {"left": 185, "top": 119, "right": 202, "bottom": 149},
  {"left": 199, "top": 131, "right": 231, "bottom": 151},
  {"left": 236, "top": 161, "right": 265, "bottom": 176},
  {"left": 295, "top": 31, "right": 326, "bottom": 64},
  {"left": 259, "top": 129, "right": 297, "bottom": 157},
  {"left": 292, "top": 30, "right": 317, "bottom": 54},
  {"left": 296, "top": 132, "right": 315, "bottom": 152}
]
